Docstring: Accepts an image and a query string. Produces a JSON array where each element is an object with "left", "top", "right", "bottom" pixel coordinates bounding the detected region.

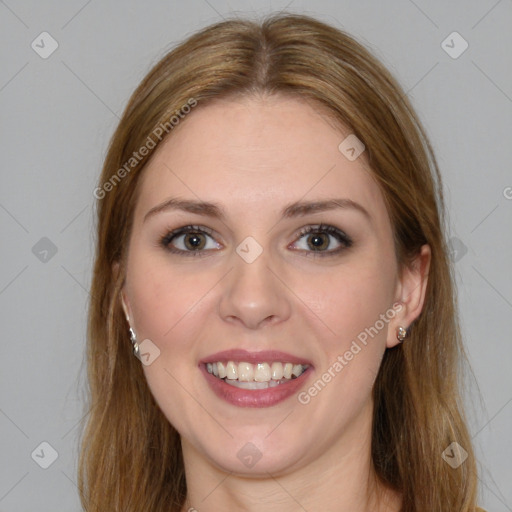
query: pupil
[
  {"left": 186, "top": 233, "right": 204, "bottom": 250},
  {"left": 309, "top": 234, "right": 327, "bottom": 250}
]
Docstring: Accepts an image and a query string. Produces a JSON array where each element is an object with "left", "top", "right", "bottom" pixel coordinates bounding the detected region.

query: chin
[{"left": 211, "top": 444, "right": 305, "bottom": 477}]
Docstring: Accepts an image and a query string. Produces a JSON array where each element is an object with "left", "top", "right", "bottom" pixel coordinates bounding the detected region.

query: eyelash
[
  {"left": 293, "top": 225, "right": 353, "bottom": 257},
  {"left": 159, "top": 223, "right": 353, "bottom": 258},
  {"left": 159, "top": 225, "right": 217, "bottom": 258}
]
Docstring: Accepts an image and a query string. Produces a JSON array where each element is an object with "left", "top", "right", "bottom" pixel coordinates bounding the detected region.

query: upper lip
[{"left": 200, "top": 349, "right": 313, "bottom": 366}]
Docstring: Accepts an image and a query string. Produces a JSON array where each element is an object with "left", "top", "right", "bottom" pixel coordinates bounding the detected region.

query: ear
[
  {"left": 387, "top": 244, "right": 431, "bottom": 348},
  {"left": 112, "top": 261, "right": 132, "bottom": 322},
  {"left": 120, "top": 290, "right": 132, "bottom": 323}
]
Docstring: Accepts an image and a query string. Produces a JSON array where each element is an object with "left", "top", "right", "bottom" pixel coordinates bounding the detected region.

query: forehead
[{"left": 133, "top": 94, "right": 388, "bottom": 225}]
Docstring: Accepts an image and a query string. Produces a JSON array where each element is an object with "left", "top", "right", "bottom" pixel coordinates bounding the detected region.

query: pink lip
[
  {"left": 200, "top": 364, "right": 312, "bottom": 408},
  {"left": 200, "top": 349, "right": 312, "bottom": 366},
  {"left": 199, "top": 349, "right": 313, "bottom": 408}
]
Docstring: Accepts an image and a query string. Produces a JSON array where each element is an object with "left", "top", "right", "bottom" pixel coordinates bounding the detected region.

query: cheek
[
  {"left": 297, "top": 257, "right": 396, "bottom": 346},
  {"left": 293, "top": 262, "right": 395, "bottom": 419},
  {"left": 124, "top": 255, "right": 217, "bottom": 434},
  {"left": 126, "top": 250, "right": 215, "bottom": 344}
]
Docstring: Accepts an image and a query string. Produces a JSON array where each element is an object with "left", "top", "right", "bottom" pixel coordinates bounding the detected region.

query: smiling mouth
[{"left": 206, "top": 361, "right": 309, "bottom": 390}]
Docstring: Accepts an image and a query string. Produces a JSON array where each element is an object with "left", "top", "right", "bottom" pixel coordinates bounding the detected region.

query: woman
[{"left": 80, "top": 13, "right": 485, "bottom": 512}]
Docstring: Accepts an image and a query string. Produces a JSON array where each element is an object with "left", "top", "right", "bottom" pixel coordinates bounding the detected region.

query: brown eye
[
  {"left": 291, "top": 224, "right": 353, "bottom": 256},
  {"left": 306, "top": 233, "right": 330, "bottom": 251},
  {"left": 183, "top": 232, "right": 206, "bottom": 250},
  {"left": 160, "top": 225, "right": 221, "bottom": 256}
]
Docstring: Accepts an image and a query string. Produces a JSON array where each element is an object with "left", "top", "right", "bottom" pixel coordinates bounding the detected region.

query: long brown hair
[{"left": 79, "top": 13, "right": 479, "bottom": 511}]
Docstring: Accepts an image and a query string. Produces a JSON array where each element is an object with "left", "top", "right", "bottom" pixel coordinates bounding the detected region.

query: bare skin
[{"left": 120, "top": 94, "right": 430, "bottom": 512}]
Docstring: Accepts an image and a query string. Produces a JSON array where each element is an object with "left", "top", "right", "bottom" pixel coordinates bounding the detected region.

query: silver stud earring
[
  {"left": 129, "top": 327, "right": 140, "bottom": 357},
  {"left": 397, "top": 326, "right": 408, "bottom": 343}
]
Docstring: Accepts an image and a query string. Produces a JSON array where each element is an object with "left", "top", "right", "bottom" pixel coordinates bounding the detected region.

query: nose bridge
[{"left": 218, "top": 242, "right": 291, "bottom": 329}]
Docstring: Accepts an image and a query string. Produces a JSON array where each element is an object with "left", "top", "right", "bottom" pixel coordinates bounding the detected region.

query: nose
[{"left": 218, "top": 249, "right": 292, "bottom": 330}]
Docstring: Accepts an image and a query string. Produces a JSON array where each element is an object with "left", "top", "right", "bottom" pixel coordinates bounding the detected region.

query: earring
[
  {"left": 396, "top": 326, "right": 408, "bottom": 343},
  {"left": 129, "top": 326, "right": 140, "bottom": 357}
]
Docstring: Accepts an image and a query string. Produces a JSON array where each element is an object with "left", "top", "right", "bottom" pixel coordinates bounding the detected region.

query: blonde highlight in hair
[{"left": 79, "top": 13, "right": 479, "bottom": 511}]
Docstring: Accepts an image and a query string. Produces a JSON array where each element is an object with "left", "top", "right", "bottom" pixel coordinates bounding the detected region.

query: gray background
[{"left": 0, "top": 1, "right": 511, "bottom": 510}]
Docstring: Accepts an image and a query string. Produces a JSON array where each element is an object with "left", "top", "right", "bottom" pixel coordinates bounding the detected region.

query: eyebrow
[{"left": 143, "top": 197, "right": 371, "bottom": 223}]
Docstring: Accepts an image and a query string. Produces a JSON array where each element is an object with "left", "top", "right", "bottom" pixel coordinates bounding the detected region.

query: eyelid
[
  {"left": 159, "top": 223, "right": 352, "bottom": 257},
  {"left": 159, "top": 224, "right": 222, "bottom": 257},
  {"left": 289, "top": 224, "right": 353, "bottom": 257}
]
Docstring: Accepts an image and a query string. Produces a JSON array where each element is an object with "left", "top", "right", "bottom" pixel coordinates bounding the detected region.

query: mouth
[
  {"left": 200, "top": 349, "right": 313, "bottom": 407},
  {"left": 205, "top": 361, "right": 309, "bottom": 389}
]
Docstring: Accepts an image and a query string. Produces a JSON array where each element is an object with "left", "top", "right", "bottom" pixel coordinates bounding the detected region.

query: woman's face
[{"left": 121, "top": 94, "right": 428, "bottom": 476}]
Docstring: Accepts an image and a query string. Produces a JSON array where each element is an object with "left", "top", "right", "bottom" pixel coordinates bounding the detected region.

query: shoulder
[{"left": 476, "top": 508, "right": 488, "bottom": 512}]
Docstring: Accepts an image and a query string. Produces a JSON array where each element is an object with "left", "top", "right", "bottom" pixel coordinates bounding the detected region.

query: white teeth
[
  {"left": 206, "top": 360, "right": 308, "bottom": 383},
  {"left": 254, "top": 363, "right": 271, "bottom": 382},
  {"left": 217, "top": 361, "right": 227, "bottom": 379},
  {"left": 225, "top": 378, "right": 290, "bottom": 389},
  {"left": 271, "top": 362, "right": 283, "bottom": 380},
  {"left": 238, "top": 362, "right": 253, "bottom": 382},
  {"left": 226, "top": 361, "right": 237, "bottom": 380},
  {"left": 292, "top": 364, "right": 303, "bottom": 377},
  {"left": 225, "top": 379, "right": 269, "bottom": 389}
]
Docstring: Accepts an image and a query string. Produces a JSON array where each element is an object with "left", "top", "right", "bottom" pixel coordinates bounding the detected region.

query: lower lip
[{"left": 201, "top": 365, "right": 312, "bottom": 408}]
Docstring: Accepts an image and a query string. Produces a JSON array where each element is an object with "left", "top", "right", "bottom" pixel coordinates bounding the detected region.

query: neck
[{"left": 180, "top": 400, "right": 401, "bottom": 512}]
